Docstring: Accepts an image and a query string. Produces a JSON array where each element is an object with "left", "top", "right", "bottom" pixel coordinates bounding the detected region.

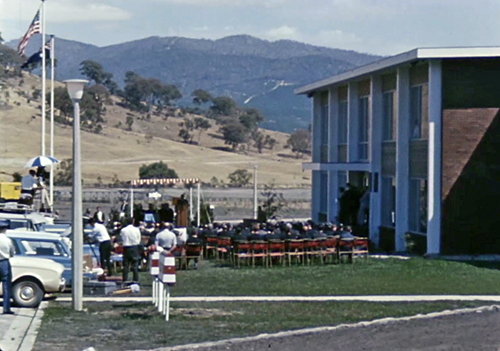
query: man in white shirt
[
  {"left": 119, "top": 218, "right": 142, "bottom": 283},
  {"left": 0, "top": 220, "right": 15, "bottom": 314},
  {"left": 155, "top": 222, "right": 177, "bottom": 254},
  {"left": 89, "top": 218, "right": 113, "bottom": 276}
]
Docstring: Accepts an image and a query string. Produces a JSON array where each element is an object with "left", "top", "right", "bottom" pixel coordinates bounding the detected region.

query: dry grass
[{"left": 0, "top": 73, "right": 311, "bottom": 187}]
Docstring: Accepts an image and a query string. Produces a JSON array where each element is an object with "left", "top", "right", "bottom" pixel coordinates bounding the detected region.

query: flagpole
[
  {"left": 49, "top": 35, "right": 55, "bottom": 210},
  {"left": 41, "top": 0, "right": 46, "bottom": 157}
]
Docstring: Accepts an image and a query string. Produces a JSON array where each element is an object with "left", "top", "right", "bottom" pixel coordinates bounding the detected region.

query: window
[
  {"left": 320, "top": 102, "right": 329, "bottom": 162},
  {"left": 381, "top": 176, "right": 396, "bottom": 227},
  {"left": 409, "top": 178, "right": 428, "bottom": 233},
  {"left": 338, "top": 171, "right": 348, "bottom": 190},
  {"left": 21, "top": 239, "right": 68, "bottom": 257},
  {"left": 382, "top": 91, "right": 396, "bottom": 141},
  {"left": 337, "top": 100, "right": 348, "bottom": 162},
  {"left": 358, "top": 96, "right": 369, "bottom": 160},
  {"left": 410, "top": 85, "right": 429, "bottom": 139}
]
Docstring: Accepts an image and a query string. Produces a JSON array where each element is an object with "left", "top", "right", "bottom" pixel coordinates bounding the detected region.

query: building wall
[
  {"left": 441, "top": 108, "right": 500, "bottom": 254},
  {"left": 440, "top": 58, "right": 500, "bottom": 254}
]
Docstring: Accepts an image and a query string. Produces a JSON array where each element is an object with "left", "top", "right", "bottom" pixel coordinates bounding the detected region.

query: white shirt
[
  {"left": 120, "top": 224, "right": 141, "bottom": 247},
  {"left": 155, "top": 229, "right": 177, "bottom": 250},
  {"left": 91, "top": 223, "right": 111, "bottom": 242},
  {"left": 0, "top": 233, "right": 15, "bottom": 260}
]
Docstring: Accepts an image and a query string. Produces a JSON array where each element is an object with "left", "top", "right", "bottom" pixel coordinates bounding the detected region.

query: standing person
[
  {"left": 20, "top": 169, "right": 38, "bottom": 205},
  {"left": 175, "top": 194, "right": 189, "bottom": 227},
  {"left": 0, "top": 219, "right": 15, "bottom": 315},
  {"left": 88, "top": 218, "right": 113, "bottom": 276},
  {"left": 119, "top": 218, "right": 142, "bottom": 283},
  {"left": 93, "top": 207, "right": 105, "bottom": 224},
  {"left": 155, "top": 223, "right": 177, "bottom": 254}
]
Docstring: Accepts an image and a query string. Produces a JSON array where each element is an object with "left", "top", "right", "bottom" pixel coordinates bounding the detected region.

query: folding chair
[
  {"left": 204, "top": 236, "right": 218, "bottom": 259},
  {"left": 285, "top": 239, "right": 305, "bottom": 266},
  {"left": 181, "top": 242, "right": 203, "bottom": 269},
  {"left": 232, "top": 240, "right": 252, "bottom": 268},
  {"left": 216, "top": 237, "right": 233, "bottom": 263},
  {"left": 250, "top": 241, "right": 268, "bottom": 267},
  {"left": 267, "top": 240, "right": 285, "bottom": 267}
]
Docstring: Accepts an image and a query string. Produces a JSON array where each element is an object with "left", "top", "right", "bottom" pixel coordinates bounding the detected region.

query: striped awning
[{"left": 131, "top": 178, "right": 200, "bottom": 186}]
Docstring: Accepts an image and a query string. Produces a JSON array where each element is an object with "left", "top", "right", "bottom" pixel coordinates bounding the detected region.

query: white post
[
  {"left": 196, "top": 182, "right": 201, "bottom": 227},
  {"left": 158, "top": 282, "right": 163, "bottom": 313},
  {"left": 130, "top": 186, "right": 134, "bottom": 218},
  {"left": 41, "top": 0, "right": 46, "bottom": 156},
  {"left": 49, "top": 35, "right": 55, "bottom": 210},
  {"left": 189, "top": 186, "right": 193, "bottom": 223},
  {"left": 165, "top": 285, "right": 170, "bottom": 321},
  {"left": 65, "top": 79, "right": 88, "bottom": 312},
  {"left": 253, "top": 165, "right": 258, "bottom": 220},
  {"left": 427, "top": 60, "right": 443, "bottom": 255}
]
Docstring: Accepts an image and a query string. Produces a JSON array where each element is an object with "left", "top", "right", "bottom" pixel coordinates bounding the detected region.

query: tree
[
  {"left": 54, "top": 159, "right": 73, "bottom": 185},
  {"left": 51, "top": 86, "right": 73, "bottom": 118},
  {"left": 80, "top": 84, "right": 109, "bottom": 133},
  {"left": 286, "top": 129, "right": 311, "bottom": 158},
  {"left": 239, "top": 108, "right": 264, "bottom": 131},
  {"left": 125, "top": 115, "right": 134, "bottom": 131},
  {"left": 123, "top": 71, "right": 182, "bottom": 112},
  {"left": 139, "top": 161, "right": 178, "bottom": 179},
  {"left": 80, "top": 60, "right": 113, "bottom": 85},
  {"left": 219, "top": 122, "right": 249, "bottom": 150},
  {"left": 265, "top": 135, "right": 277, "bottom": 150},
  {"left": 193, "top": 117, "right": 211, "bottom": 143},
  {"left": 209, "top": 96, "right": 237, "bottom": 117},
  {"left": 252, "top": 131, "right": 265, "bottom": 153},
  {"left": 227, "top": 169, "right": 252, "bottom": 187},
  {"left": 192, "top": 89, "right": 212, "bottom": 105},
  {"left": 260, "top": 184, "right": 286, "bottom": 220},
  {"left": 178, "top": 118, "right": 195, "bottom": 143}
]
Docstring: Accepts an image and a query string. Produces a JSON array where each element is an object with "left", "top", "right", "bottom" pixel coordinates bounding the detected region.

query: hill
[
  {"left": 0, "top": 71, "right": 310, "bottom": 187},
  {"left": 9, "top": 34, "right": 380, "bottom": 132}
]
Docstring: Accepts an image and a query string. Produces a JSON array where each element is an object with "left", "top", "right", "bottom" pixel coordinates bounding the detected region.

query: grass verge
[{"left": 34, "top": 300, "right": 489, "bottom": 351}]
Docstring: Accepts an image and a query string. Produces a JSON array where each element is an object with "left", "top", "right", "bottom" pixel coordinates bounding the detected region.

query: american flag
[{"left": 17, "top": 10, "right": 41, "bottom": 56}]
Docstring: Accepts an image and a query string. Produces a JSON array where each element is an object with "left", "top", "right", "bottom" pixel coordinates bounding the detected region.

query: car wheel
[{"left": 12, "top": 279, "right": 44, "bottom": 308}]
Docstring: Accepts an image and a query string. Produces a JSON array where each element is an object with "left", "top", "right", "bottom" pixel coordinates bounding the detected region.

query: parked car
[
  {"left": 6, "top": 230, "right": 102, "bottom": 285},
  {"left": 0, "top": 256, "right": 66, "bottom": 307}
]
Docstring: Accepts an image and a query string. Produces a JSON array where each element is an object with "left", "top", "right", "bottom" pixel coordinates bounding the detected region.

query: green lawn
[
  {"left": 34, "top": 257, "right": 500, "bottom": 350},
  {"left": 170, "top": 257, "right": 500, "bottom": 296}
]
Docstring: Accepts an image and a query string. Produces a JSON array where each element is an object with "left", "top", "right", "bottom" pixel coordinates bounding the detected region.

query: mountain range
[{"left": 10, "top": 35, "right": 380, "bottom": 132}]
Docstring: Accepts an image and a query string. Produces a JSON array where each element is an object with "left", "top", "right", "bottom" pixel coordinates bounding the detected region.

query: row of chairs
[{"left": 204, "top": 236, "right": 369, "bottom": 268}]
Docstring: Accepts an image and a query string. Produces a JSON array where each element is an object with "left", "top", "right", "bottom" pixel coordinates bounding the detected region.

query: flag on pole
[{"left": 17, "top": 10, "right": 41, "bottom": 56}]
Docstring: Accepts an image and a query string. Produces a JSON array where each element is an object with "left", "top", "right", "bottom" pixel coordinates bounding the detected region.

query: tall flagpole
[
  {"left": 49, "top": 35, "right": 55, "bottom": 210},
  {"left": 41, "top": 0, "right": 46, "bottom": 156}
]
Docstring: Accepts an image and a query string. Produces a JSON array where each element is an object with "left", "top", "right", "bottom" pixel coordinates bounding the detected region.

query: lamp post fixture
[{"left": 64, "top": 79, "right": 88, "bottom": 312}]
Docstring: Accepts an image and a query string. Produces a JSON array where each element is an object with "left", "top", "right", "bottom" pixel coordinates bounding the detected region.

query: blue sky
[{"left": 2, "top": 0, "right": 500, "bottom": 55}]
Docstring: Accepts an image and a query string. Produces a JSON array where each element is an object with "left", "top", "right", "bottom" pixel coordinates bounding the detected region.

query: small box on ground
[{"left": 84, "top": 281, "right": 118, "bottom": 295}]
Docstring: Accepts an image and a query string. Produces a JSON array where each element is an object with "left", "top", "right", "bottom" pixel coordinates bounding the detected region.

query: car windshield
[
  {"left": 9, "top": 219, "right": 33, "bottom": 230},
  {"left": 18, "top": 239, "right": 70, "bottom": 257}
]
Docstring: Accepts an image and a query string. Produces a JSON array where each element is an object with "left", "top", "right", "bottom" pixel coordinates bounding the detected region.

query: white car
[{"left": 0, "top": 256, "right": 66, "bottom": 307}]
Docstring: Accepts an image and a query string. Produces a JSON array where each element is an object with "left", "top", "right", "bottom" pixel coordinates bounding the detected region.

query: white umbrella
[{"left": 24, "top": 155, "right": 60, "bottom": 168}]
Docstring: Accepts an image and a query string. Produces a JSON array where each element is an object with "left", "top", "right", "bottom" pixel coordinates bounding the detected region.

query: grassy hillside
[{"left": 0, "top": 72, "right": 311, "bottom": 187}]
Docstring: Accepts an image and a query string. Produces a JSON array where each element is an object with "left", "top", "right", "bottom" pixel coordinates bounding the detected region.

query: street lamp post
[{"left": 64, "top": 79, "right": 88, "bottom": 312}]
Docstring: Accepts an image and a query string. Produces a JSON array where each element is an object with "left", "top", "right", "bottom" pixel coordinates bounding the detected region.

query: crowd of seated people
[{"left": 196, "top": 220, "right": 358, "bottom": 243}]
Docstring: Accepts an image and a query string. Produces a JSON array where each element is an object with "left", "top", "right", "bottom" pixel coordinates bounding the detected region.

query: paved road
[{"left": 146, "top": 305, "right": 500, "bottom": 351}]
